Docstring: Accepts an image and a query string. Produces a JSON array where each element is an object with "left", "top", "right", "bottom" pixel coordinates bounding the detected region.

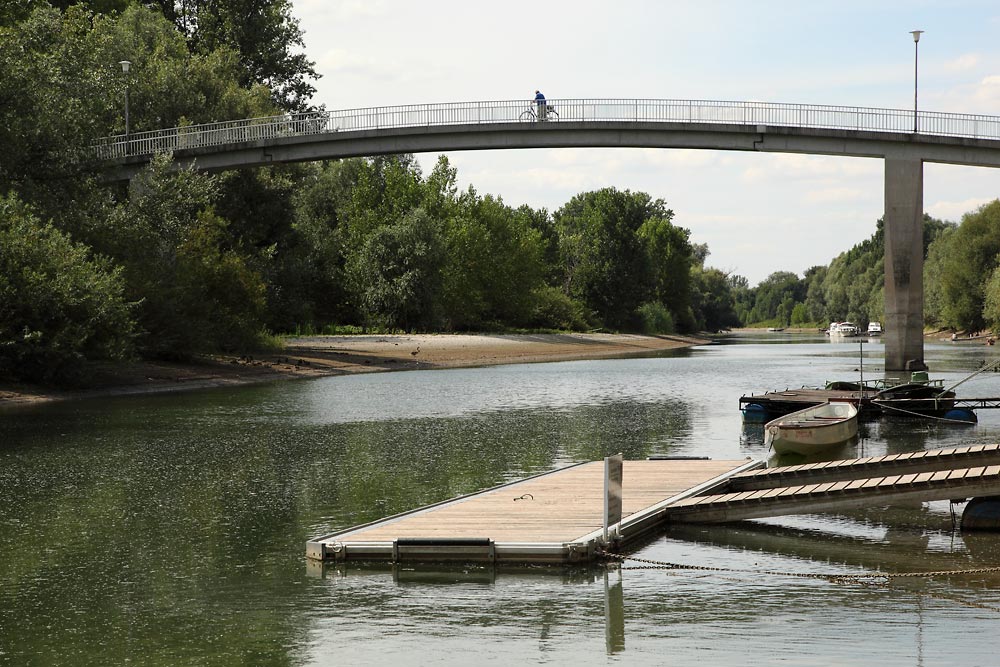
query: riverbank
[{"left": 0, "top": 332, "right": 709, "bottom": 406}]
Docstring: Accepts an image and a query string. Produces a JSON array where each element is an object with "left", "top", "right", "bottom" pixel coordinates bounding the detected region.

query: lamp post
[
  {"left": 119, "top": 60, "right": 131, "bottom": 137},
  {"left": 910, "top": 30, "right": 923, "bottom": 133}
]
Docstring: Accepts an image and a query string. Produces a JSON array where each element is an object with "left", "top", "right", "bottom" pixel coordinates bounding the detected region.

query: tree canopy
[{"left": 4, "top": 1, "right": 998, "bottom": 387}]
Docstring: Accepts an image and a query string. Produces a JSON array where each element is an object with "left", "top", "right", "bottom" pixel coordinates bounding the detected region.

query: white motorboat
[
  {"left": 867, "top": 321, "right": 883, "bottom": 336},
  {"left": 828, "top": 321, "right": 860, "bottom": 337}
]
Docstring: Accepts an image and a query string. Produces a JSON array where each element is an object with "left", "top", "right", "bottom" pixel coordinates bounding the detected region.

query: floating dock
[
  {"left": 307, "top": 458, "right": 759, "bottom": 564},
  {"left": 738, "top": 388, "right": 991, "bottom": 419},
  {"left": 740, "top": 388, "right": 876, "bottom": 420},
  {"left": 306, "top": 444, "right": 1000, "bottom": 566}
]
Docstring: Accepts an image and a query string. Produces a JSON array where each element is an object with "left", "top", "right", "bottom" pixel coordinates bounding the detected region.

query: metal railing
[{"left": 93, "top": 98, "right": 1000, "bottom": 161}]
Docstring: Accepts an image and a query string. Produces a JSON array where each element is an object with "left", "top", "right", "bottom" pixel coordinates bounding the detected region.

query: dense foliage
[
  {"left": 0, "top": 193, "right": 133, "bottom": 382},
  {"left": 3, "top": 1, "right": 998, "bottom": 386}
]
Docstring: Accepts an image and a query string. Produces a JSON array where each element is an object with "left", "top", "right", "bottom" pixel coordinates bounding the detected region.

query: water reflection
[
  {"left": 5, "top": 335, "right": 1000, "bottom": 664},
  {"left": 604, "top": 569, "right": 625, "bottom": 655}
]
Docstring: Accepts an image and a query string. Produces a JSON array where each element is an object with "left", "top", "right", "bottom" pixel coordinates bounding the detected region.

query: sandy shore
[{"left": 0, "top": 332, "right": 709, "bottom": 406}]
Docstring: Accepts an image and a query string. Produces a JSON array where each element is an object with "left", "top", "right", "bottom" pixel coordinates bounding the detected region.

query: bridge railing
[{"left": 93, "top": 99, "right": 1000, "bottom": 160}]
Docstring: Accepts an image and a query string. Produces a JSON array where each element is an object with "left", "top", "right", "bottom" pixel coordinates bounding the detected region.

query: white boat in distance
[
  {"left": 828, "top": 321, "right": 860, "bottom": 337},
  {"left": 764, "top": 400, "right": 859, "bottom": 456},
  {"left": 867, "top": 321, "right": 883, "bottom": 336}
]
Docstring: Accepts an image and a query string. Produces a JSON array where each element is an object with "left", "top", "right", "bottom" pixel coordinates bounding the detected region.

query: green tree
[
  {"left": 937, "top": 201, "right": 1000, "bottom": 331},
  {"left": 555, "top": 188, "right": 662, "bottom": 330},
  {"left": 0, "top": 193, "right": 134, "bottom": 382},
  {"left": 923, "top": 225, "right": 956, "bottom": 327},
  {"left": 638, "top": 214, "right": 695, "bottom": 330},
  {"left": 982, "top": 260, "right": 1000, "bottom": 333},
  {"left": 746, "top": 271, "right": 805, "bottom": 324},
  {"left": 690, "top": 268, "right": 740, "bottom": 331},
  {"left": 347, "top": 208, "right": 446, "bottom": 332},
  {"left": 790, "top": 303, "right": 809, "bottom": 325},
  {"left": 0, "top": 4, "right": 277, "bottom": 224},
  {"left": 151, "top": 0, "right": 319, "bottom": 111},
  {"left": 285, "top": 160, "right": 363, "bottom": 330},
  {"left": 175, "top": 209, "right": 268, "bottom": 351},
  {"left": 102, "top": 154, "right": 266, "bottom": 357},
  {"left": 440, "top": 191, "right": 546, "bottom": 329},
  {"left": 802, "top": 265, "right": 828, "bottom": 324},
  {"left": 341, "top": 155, "right": 425, "bottom": 250}
]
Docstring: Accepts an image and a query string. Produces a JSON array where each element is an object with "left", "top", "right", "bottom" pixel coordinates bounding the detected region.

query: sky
[{"left": 291, "top": 0, "right": 1000, "bottom": 285}]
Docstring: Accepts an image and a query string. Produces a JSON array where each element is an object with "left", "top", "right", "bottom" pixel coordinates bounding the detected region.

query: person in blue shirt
[{"left": 534, "top": 90, "right": 546, "bottom": 121}]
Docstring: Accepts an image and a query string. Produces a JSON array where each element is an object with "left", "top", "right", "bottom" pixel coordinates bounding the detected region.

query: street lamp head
[
  {"left": 119, "top": 60, "right": 131, "bottom": 73},
  {"left": 910, "top": 30, "right": 923, "bottom": 43}
]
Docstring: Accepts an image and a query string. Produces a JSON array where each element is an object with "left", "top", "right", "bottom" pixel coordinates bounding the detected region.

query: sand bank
[{"left": 0, "top": 332, "right": 709, "bottom": 406}]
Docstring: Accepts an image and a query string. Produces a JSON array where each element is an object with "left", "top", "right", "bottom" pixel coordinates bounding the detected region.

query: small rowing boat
[{"left": 764, "top": 400, "right": 859, "bottom": 456}]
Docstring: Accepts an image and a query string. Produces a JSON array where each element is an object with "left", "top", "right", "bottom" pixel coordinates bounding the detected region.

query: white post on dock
[{"left": 604, "top": 453, "right": 624, "bottom": 542}]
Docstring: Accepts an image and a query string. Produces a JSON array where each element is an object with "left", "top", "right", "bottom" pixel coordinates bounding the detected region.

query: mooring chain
[{"left": 598, "top": 550, "right": 1000, "bottom": 584}]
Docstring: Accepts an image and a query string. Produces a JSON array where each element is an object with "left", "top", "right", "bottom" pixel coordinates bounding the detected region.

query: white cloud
[
  {"left": 299, "top": 0, "right": 386, "bottom": 21},
  {"left": 803, "top": 187, "right": 869, "bottom": 205},
  {"left": 740, "top": 154, "right": 880, "bottom": 185},
  {"left": 927, "top": 197, "right": 994, "bottom": 222},
  {"left": 943, "top": 54, "right": 980, "bottom": 72}
]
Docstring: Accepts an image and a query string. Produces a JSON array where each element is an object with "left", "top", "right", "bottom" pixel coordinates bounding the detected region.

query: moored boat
[
  {"left": 828, "top": 321, "right": 860, "bottom": 337},
  {"left": 764, "top": 400, "right": 859, "bottom": 455},
  {"left": 872, "top": 383, "right": 956, "bottom": 417},
  {"left": 867, "top": 321, "right": 883, "bottom": 336}
]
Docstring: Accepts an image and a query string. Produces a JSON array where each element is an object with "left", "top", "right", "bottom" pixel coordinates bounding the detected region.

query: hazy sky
[{"left": 293, "top": 1, "right": 1000, "bottom": 285}]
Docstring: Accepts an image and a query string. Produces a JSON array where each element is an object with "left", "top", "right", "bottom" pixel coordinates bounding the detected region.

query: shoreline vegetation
[{"left": 0, "top": 332, "right": 709, "bottom": 407}]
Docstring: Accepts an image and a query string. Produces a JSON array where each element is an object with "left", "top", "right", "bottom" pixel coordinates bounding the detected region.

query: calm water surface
[{"left": 4, "top": 333, "right": 1000, "bottom": 665}]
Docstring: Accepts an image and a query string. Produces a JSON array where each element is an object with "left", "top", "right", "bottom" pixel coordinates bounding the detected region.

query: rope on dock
[{"left": 597, "top": 550, "right": 1000, "bottom": 585}]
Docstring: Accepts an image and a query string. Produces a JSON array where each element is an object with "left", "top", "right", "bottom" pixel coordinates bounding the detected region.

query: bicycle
[{"left": 519, "top": 103, "right": 559, "bottom": 122}]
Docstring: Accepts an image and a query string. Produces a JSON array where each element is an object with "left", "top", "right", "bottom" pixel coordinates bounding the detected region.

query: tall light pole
[
  {"left": 119, "top": 60, "right": 131, "bottom": 137},
  {"left": 910, "top": 30, "right": 923, "bottom": 133}
]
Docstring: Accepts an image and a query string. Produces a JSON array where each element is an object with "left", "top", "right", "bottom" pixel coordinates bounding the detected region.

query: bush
[
  {"left": 0, "top": 195, "right": 134, "bottom": 383},
  {"left": 637, "top": 301, "right": 676, "bottom": 334},
  {"left": 527, "top": 286, "right": 589, "bottom": 331}
]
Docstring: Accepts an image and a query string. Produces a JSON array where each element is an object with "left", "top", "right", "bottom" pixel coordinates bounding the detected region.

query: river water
[{"left": 3, "top": 333, "right": 1000, "bottom": 665}]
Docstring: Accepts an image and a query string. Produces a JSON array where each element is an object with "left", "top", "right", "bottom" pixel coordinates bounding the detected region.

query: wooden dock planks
[
  {"left": 306, "top": 444, "right": 1000, "bottom": 565},
  {"left": 727, "top": 443, "right": 1000, "bottom": 491},
  {"left": 308, "top": 459, "right": 755, "bottom": 563},
  {"left": 665, "top": 460, "right": 1000, "bottom": 524}
]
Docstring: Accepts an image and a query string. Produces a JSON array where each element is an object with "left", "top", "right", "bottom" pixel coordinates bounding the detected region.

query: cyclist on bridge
[{"left": 534, "top": 90, "right": 547, "bottom": 121}]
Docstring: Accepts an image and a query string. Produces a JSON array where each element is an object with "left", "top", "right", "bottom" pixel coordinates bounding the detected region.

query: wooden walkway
[
  {"left": 307, "top": 458, "right": 759, "bottom": 564},
  {"left": 306, "top": 444, "right": 1000, "bottom": 565}
]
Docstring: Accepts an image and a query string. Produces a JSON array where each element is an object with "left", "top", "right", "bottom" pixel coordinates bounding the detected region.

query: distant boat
[
  {"left": 945, "top": 332, "right": 994, "bottom": 344},
  {"left": 828, "top": 321, "right": 860, "bottom": 337},
  {"left": 767, "top": 327, "right": 785, "bottom": 332},
  {"left": 867, "top": 321, "right": 883, "bottom": 336},
  {"left": 764, "top": 400, "right": 859, "bottom": 456}
]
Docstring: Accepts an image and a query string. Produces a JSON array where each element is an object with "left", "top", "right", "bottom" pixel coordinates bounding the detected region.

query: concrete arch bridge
[{"left": 94, "top": 98, "right": 1000, "bottom": 371}]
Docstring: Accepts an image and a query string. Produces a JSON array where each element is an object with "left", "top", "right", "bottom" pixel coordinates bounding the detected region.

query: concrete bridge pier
[{"left": 883, "top": 155, "right": 927, "bottom": 372}]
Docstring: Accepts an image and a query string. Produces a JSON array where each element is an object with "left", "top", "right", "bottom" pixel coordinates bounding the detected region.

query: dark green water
[{"left": 4, "top": 334, "right": 1000, "bottom": 665}]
